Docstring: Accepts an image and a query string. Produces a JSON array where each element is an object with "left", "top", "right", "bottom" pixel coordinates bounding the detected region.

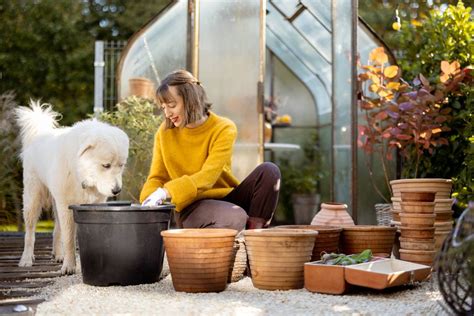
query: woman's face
[{"left": 161, "top": 85, "right": 185, "bottom": 127}]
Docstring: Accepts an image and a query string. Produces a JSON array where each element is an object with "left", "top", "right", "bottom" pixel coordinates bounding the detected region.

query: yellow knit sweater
[{"left": 139, "top": 112, "right": 240, "bottom": 211}]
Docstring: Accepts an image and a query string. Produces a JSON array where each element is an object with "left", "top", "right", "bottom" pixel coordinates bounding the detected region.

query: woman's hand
[{"left": 142, "top": 188, "right": 168, "bottom": 206}]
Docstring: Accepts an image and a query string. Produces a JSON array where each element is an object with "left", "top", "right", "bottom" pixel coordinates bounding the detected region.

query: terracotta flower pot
[
  {"left": 399, "top": 249, "right": 436, "bottom": 266},
  {"left": 435, "top": 211, "right": 453, "bottom": 221},
  {"left": 399, "top": 237, "right": 435, "bottom": 251},
  {"left": 434, "top": 230, "right": 451, "bottom": 250},
  {"left": 341, "top": 225, "right": 397, "bottom": 256},
  {"left": 400, "top": 227, "right": 435, "bottom": 239},
  {"left": 161, "top": 228, "right": 237, "bottom": 293},
  {"left": 244, "top": 229, "right": 317, "bottom": 290},
  {"left": 400, "top": 191, "right": 436, "bottom": 202},
  {"left": 400, "top": 201, "right": 435, "bottom": 213},
  {"left": 390, "top": 178, "right": 452, "bottom": 199},
  {"left": 274, "top": 225, "right": 342, "bottom": 260},
  {"left": 399, "top": 213, "right": 436, "bottom": 227},
  {"left": 128, "top": 77, "right": 156, "bottom": 100},
  {"left": 434, "top": 198, "right": 454, "bottom": 212},
  {"left": 311, "top": 202, "right": 355, "bottom": 227}
]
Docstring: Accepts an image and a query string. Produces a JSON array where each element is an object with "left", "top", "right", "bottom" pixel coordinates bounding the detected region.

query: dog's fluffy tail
[{"left": 15, "top": 100, "right": 61, "bottom": 147}]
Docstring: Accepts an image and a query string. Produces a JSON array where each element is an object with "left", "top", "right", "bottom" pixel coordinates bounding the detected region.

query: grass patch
[{"left": 0, "top": 220, "right": 54, "bottom": 232}]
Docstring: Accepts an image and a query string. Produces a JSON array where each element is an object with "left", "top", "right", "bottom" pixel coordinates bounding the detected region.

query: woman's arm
[
  {"left": 139, "top": 129, "right": 171, "bottom": 203},
  {"left": 163, "top": 123, "right": 237, "bottom": 206}
]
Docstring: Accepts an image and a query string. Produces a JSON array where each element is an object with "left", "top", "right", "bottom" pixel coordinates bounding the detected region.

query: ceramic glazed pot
[
  {"left": 244, "top": 229, "right": 317, "bottom": 290},
  {"left": 70, "top": 202, "right": 172, "bottom": 286},
  {"left": 274, "top": 225, "right": 342, "bottom": 260},
  {"left": 341, "top": 225, "right": 397, "bottom": 256},
  {"left": 161, "top": 228, "right": 237, "bottom": 293},
  {"left": 311, "top": 202, "right": 355, "bottom": 227}
]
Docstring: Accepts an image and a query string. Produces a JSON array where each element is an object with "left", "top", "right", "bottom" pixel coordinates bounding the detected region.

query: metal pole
[{"left": 94, "top": 41, "right": 105, "bottom": 117}]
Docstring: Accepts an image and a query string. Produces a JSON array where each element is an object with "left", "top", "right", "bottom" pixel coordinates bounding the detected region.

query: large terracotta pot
[
  {"left": 274, "top": 225, "right": 342, "bottom": 260},
  {"left": 161, "top": 228, "right": 237, "bottom": 293},
  {"left": 310, "top": 202, "right": 355, "bottom": 227},
  {"left": 390, "top": 178, "right": 452, "bottom": 199},
  {"left": 244, "top": 229, "right": 317, "bottom": 290},
  {"left": 341, "top": 225, "right": 397, "bottom": 256},
  {"left": 129, "top": 77, "right": 155, "bottom": 100}
]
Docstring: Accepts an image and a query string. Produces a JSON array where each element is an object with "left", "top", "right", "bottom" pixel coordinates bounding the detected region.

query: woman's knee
[{"left": 257, "top": 162, "right": 281, "bottom": 178}]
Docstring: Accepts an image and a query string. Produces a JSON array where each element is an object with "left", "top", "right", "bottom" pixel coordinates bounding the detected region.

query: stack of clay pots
[
  {"left": 433, "top": 198, "right": 454, "bottom": 251},
  {"left": 398, "top": 191, "right": 436, "bottom": 266},
  {"left": 390, "top": 179, "right": 454, "bottom": 253}
]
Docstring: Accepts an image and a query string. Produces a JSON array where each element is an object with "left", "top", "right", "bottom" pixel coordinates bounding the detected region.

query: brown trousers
[{"left": 176, "top": 162, "right": 281, "bottom": 231}]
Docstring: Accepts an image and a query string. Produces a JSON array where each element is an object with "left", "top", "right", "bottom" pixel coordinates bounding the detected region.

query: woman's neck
[{"left": 185, "top": 114, "right": 209, "bottom": 128}]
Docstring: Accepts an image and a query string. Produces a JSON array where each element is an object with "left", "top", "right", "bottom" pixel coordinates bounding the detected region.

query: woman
[{"left": 140, "top": 70, "right": 280, "bottom": 231}]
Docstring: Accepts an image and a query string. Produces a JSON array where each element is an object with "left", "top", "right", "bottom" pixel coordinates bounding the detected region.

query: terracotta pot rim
[
  {"left": 400, "top": 201, "right": 435, "bottom": 206},
  {"left": 399, "top": 213, "right": 436, "bottom": 218},
  {"left": 320, "top": 202, "right": 348, "bottom": 208},
  {"left": 273, "top": 225, "right": 342, "bottom": 232},
  {"left": 129, "top": 77, "right": 154, "bottom": 83},
  {"left": 400, "top": 227, "right": 435, "bottom": 232},
  {"left": 161, "top": 228, "right": 238, "bottom": 238},
  {"left": 390, "top": 178, "right": 452, "bottom": 185},
  {"left": 342, "top": 225, "right": 397, "bottom": 232},
  {"left": 399, "top": 249, "right": 436, "bottom": 255},
  {"left": 243, "top": 228, "right": 318, "bottom": 237}
]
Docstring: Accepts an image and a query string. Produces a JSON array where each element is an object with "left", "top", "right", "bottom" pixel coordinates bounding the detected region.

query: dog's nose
[{"left": 112, "top": 186, "right": 121, "bottom": 196}]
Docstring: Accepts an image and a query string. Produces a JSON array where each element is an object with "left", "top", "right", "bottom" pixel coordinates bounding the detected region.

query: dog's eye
[
  {"left": 118, "top": 163, "right": 124, "bottom": 168},
  {"left": 102, "top": 163, "right": 111, "bottom": 169}
]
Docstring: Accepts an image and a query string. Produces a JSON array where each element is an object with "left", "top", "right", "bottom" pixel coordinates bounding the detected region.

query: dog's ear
[{"left": 78, "top": 142, "right": 95, "bottom": 157}]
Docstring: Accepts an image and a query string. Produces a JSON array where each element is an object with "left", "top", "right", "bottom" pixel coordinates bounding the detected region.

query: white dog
[{"left": 15, "top": 101, "right": 129, "bottom": 274}]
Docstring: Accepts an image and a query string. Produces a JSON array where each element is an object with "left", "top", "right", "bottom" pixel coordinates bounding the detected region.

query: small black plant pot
[{"left": 69, "top": 201, "right": 173, "bottom": 286}]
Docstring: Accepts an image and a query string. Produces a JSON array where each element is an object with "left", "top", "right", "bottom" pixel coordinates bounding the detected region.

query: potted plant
[
  {"left": 278, "top": 132, "right": 323, "bottom": 225},
  {"left": 393, "top": 2, "right": 474, "bottom": 212},
  {"left": 358, "top": 47, "right": 471, "bottom": 193}
]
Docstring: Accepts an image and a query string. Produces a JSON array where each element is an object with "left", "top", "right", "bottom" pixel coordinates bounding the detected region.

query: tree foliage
[{"left": 0, "top": 0, "right": 170, "bottom": 124}]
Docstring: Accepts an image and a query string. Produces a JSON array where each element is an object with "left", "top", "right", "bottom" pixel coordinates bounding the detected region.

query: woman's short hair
[{"left": 156, "top": 70, "right": 212, "bottom": 128}]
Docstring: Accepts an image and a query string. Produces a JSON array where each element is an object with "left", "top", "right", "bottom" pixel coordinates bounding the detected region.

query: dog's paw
[
  {"left": 19, "top": 253, "right": 35, "bottom": 267},
  {"left": 60, "top": 261, "right": 76, "bottom": 275},
  {"left": 52, "top": 252, "right": 64, "bottom": 263}
]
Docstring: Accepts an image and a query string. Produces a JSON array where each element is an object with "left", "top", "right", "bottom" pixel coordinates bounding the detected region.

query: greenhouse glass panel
[
  {"left": 301, "top": 0, "right": 332, "bottom": 31},
  {"left": 199, "top": 0, "right": 262, "bottom": 181},
  {"left": 332, "top": 0, "right": 356, "bottom": 212},
  {"left": 356, "top": 21, "right": 397, "bottom": 224},
  {"left": 118, "top": 1, "right": 187, "bottom": 99}
]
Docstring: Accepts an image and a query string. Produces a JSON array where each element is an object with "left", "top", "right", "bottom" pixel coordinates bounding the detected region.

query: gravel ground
[{"left": 34, "top": 257, "right": 448, "bottom": 316}]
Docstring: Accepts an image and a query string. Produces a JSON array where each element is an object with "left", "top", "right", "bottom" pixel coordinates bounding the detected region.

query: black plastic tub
[{"left": 69, "top": 201, "right": 173, "bottom": 286}]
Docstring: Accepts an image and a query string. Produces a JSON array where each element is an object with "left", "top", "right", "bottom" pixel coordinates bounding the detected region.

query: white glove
[{"left": 142, "top": 188, "right": 167, "bottom": 206}]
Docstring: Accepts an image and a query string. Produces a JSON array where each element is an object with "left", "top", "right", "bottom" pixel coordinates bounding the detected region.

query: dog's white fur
[{"left": 15, "top": 101, "right": 129, "bottom": 274}]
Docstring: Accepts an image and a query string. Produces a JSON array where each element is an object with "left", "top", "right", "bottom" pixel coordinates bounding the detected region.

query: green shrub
[
  {"left": 98, "top": 96, "right": 162, "bottom": 202},
  {"left": 0, "top": 91, "right": 22, "bottom": 226},
  {"left": 396, "top": 1, "right": 474, "bottom": 208}
]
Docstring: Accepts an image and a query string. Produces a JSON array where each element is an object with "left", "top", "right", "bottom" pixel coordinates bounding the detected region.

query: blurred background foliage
[{"left": 0, "top": 0, "right": 170, "bottom": 125}]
